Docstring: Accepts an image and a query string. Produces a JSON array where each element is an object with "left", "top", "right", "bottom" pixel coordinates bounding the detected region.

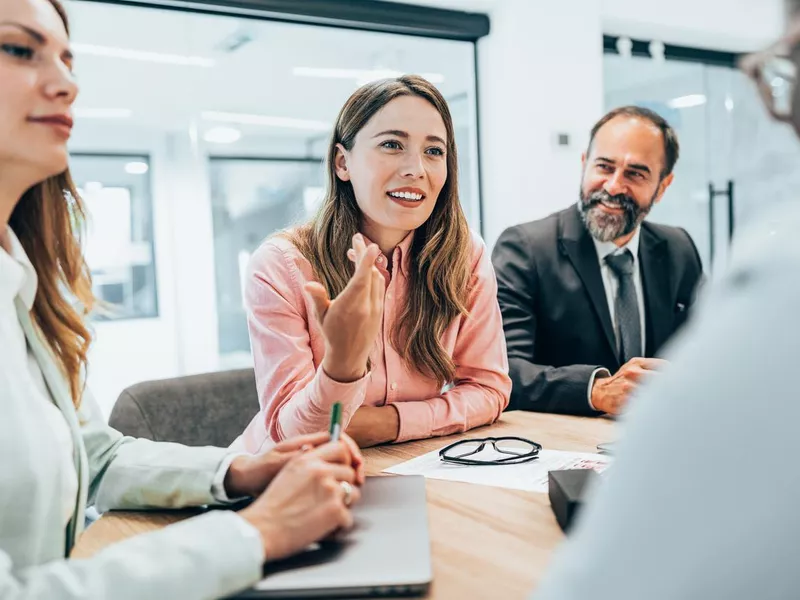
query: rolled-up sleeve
[
  {"left": 241, "top": 241, "right": 367, "bottom": 451},
  {"left": 393, "top": 237, "right": 511, "bottom": 443}
]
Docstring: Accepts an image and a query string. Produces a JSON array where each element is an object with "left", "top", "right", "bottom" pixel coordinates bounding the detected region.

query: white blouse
[{"left": 0, "top": 229, "right": 78, "bottom": 526}]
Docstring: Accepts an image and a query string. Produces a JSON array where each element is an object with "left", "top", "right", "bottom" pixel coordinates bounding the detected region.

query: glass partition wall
[
  {"left": 63, "top": 0, "right": 483, "bottom": 414},
  {"left": 604, "top": 40, "right": 800, "bottom": 275}
]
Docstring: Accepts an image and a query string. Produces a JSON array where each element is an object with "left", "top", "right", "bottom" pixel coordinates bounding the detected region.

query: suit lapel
[
  {"left": 559, "top": 208, "right": 618, "bottom": 361},
  {"left": 14, "top": 297, "right": 89, "bottom": 550},
  {"left": 639, "top": 226, "right": 672, "bottom": 356}
]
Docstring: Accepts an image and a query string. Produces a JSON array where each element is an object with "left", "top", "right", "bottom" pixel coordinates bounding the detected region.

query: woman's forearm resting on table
[
  {"left": 392, "top": 381, "right": 509, "bottom": 443},
  {"left": 345, "top": 405, "right": 401, "bottom": 447}
]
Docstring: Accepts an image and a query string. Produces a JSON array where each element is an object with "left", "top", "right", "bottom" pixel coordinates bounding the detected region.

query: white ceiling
[
  {"left": 64, "top": 0, "right": 475, "bottom": 148},
  {"left": 392, "top": 0, "right": 783, "bottom": 51},
  {"left": 63, "top": 0, "right": 777, "bottom": 155},
  {"left": 601, "top": 0, "right": 782, "bottom": 52},
  {"left": 603, "top": 55, "right": 710, "bottom": 95}
]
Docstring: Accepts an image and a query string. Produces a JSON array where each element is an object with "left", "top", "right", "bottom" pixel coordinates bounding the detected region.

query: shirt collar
[
  {"left": 592, "top": 226, "right": 642, "bottom": 263},
  {"left": 0, "top": 227, "right": 38, "bottom": 310},
  {"left": 361, "top": 231, "right": 414, "bottom": 277},
  {"left": 395, "top": 231, "right": 414, "bottom": 277}
]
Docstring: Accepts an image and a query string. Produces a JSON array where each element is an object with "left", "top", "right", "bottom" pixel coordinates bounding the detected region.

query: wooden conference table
[{"left": 72, "top": 412, "right": 614, "bottom": 599}]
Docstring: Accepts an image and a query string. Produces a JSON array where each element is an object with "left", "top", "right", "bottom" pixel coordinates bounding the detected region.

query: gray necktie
[{"left": 605, "top": 250, "right": 642, "bottom": 363}]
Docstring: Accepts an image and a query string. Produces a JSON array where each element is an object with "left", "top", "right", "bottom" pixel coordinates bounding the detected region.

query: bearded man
[{"left": 492, "top": 106, "right": 703, "bottom": 416}]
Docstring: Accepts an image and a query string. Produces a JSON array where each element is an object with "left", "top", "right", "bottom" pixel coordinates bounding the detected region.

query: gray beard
[{"left": 577, "top": 191, "right": 653, "bottom": 243}]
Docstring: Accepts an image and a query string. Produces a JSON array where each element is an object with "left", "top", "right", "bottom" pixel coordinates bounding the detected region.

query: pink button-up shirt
[{"left": 237, "top": 229, "right": 511, "bottom": 452}]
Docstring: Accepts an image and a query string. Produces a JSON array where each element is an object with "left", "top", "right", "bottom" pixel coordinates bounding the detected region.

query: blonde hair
[
  {"left": 287, "top": 75, "right": 472, "bottom": 385},
  {"left": 8, "top": 0, "right": 96, "bottom": 407}
]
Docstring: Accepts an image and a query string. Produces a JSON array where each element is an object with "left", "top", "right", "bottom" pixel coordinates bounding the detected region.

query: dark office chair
[{"left": 108, "top": 368, "right": 259, "bottom": 447}]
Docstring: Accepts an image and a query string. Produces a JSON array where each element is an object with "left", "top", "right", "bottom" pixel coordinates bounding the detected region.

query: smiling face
[
  {"left": 334, "top": 94, "right": 448, "bottom": 243},
  {"left": 579, "top": 115, "right": 674, "bottom": 244},
  {"left": 0, "top": 0, "right": 77, "bottom": 184}
]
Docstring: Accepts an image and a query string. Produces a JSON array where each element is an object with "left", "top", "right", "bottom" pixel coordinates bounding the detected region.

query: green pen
[{"left": 329, "top": 402, "right": 343, "bottom": 442}]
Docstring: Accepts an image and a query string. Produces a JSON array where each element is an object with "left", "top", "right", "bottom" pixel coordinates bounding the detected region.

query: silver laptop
[{"left": 233, "top": 475, "right": 432, "bottom": 598}]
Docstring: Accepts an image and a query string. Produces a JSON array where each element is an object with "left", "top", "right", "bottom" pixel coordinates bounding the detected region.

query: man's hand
[
  {"left": 224, "top": 431, "right": 365, "bottom": 498},
  {"left": 591, "top": 357, "right": 668, "bottom": 415},
  {"left": 345, "top": 405, "right": 400, "bottom": 448}
]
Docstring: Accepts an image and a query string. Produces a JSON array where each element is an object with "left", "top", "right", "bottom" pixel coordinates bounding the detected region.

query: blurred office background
[{"left": 62, "top": 0, "right": 797, "bottom": 415}]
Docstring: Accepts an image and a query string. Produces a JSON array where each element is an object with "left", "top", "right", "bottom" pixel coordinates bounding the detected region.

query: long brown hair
[
  {"left": 9, "top": 0, "right": 95, "bottom": 407},
  {"left": 287, "top": 75, "right": 472, "bottom": 385}
]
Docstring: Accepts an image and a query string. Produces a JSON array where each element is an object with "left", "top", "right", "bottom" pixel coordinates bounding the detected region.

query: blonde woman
[
  {"left": 237, "top": 76, "right": 511, "bottom": 451},
  {"left": 0, "top": 0, "right": 366, "bottom": 597}
]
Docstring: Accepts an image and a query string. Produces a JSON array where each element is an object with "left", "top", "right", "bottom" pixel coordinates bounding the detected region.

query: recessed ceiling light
[
  {"left": 204, "top": 126, "right": 242, "bottom": 144},
  {"left": 667, "top": 94, "right": 707, "bottom": 109},
  {"left": 648, "top": 40, "right": 665, "bottom": 62},
  {"left": 124, "top": 161, "right": 149, "bottom": 175},
  {"left": 201, "top": 111, "right": 330, "bottom": 132},
  {"left": 293, "top": 67, "right": 445, "bottom": 85},
  {"left": 72, "top": 43, "right": 215, "bottom": 67},
  {"left": 616, "top": 37, "right": 633, "bottom": 58},
  {"left": 725, "top": 96, "right": 735, "bottom": 112},
  {"left": 74, "top": 108, "right": 132, "bottom": 119}
]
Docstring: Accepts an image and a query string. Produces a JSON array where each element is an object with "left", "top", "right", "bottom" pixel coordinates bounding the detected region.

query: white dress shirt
[
  {"left": 0, "top": 230, "right": 78, "bottom": 525},
  {"left": 0, "top": 229, "right": 241, "bottom": 519},
  {"left": 587, "top": 227, "right": 646, "bottom": 409},
  {"left": 0, "top": 232, "right": 265, "bottom": 599}
]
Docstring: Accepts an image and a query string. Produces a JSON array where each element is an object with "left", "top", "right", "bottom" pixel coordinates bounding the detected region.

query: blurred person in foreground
[{"left": 533, "top": 1, "right": 800, "bottom": 598}]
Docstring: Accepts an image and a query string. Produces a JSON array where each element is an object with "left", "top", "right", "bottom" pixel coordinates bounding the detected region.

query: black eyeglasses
[
  {"left": 741, "top": 42, "right": 800, "bottom": 121},
  {"left": 439, "top": 436, "right": 542, "bottom": 466}
]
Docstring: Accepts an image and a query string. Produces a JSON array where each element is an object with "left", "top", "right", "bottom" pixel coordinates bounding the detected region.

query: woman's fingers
[
  {"left": 273, "top": 431, "right": 331, "bottom": 453},
  {"left": 304, "top": 282, "right": 331, "bottom": 325}
]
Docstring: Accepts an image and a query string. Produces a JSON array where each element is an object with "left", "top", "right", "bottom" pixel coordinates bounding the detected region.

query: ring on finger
[{"left": 340, "top": 481, "right": 354, "bottom": 507}]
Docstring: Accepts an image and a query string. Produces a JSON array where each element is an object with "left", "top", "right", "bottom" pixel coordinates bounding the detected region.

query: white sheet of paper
[{"left": 384, "top": 448, "right": 611, "bottom": 493}]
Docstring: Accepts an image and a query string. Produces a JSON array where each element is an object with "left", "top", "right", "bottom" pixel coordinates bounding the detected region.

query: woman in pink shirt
[{"left": 237, "top": 75, "right": 511, "bottom": 451}]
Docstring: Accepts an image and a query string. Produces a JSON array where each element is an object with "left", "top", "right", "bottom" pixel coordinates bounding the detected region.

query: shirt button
[
  {"left": 376, "top": 256, "right": 384, "bottom": 264},
  {"left": 391, "top": 382, "right": 398, "bottom": 391}
]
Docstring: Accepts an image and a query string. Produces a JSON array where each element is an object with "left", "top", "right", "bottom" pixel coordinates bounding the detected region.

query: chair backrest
[{"left": 109, "top": 368, "right": 259, "bottom": 448}]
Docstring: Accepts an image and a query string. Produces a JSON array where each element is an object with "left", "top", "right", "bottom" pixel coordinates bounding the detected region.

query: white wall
[
  {"left": 477, "top": 0, "right": 604, "bottom": 249},
  {"left": 406, "top": 0, "right": 784, "bottom": 51},
  {"left": 601, "top": 0, "right": 784, "bottom": 51}
]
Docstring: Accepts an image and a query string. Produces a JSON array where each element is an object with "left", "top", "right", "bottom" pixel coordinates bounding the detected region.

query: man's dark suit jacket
[{"left": 492, "top": 205, "right": 703, "bottom": 416}]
